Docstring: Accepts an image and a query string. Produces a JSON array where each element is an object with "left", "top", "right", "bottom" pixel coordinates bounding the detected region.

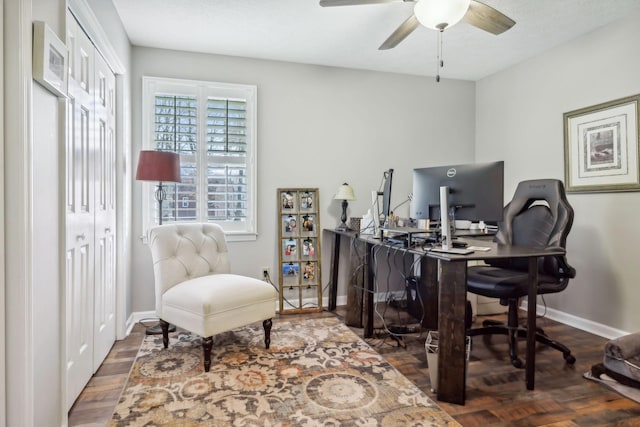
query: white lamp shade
[
  {"left": 414, "top": 0, "right": 471, "bottom": 30},
  {"left": 335, "top": 183, "right": 356, "bottom": 201}
]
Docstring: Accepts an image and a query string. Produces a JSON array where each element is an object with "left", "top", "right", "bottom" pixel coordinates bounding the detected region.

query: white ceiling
[{"left": 112, "top": 0, "right": 640, "bottom": 81}]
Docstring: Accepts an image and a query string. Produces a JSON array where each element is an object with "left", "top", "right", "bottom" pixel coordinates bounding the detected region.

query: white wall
[
  {"left": 130, "top": 47, "right": 477, "bottom": 313},
  {"left": 31, "top": 83, "right": 62, "bottom": 427},
  {"left": 476, "top": 10, "right": 640, "bottom": 333}
]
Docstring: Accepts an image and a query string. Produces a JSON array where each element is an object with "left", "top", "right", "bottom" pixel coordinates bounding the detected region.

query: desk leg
[
  {"left": 437, "top": 259, "right": 467, "bottom": 405},
  {"left": 526, "top": 257, "right": 539, "bottom": 390},
  {"left": 420, "top": 256, "right": 438, "bottom": 330},
  {"left": 328, "top": 233, "right": 341, "bottom": 312},
  {"left": 363, "top": 242, "right": 375, "bottom": 338},
  {"left": 345, "top": 238, "right": 365, "bottom": 328}
]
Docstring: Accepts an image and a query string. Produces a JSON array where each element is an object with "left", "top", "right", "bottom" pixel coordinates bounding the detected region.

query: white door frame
[{"left": 0, "top": 1, "right": 6, "bottom": 425}]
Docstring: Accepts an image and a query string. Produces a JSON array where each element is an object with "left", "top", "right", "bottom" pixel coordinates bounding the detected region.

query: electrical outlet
[{"left": 261, "top": 267, "right": 270, "bottom": 281}]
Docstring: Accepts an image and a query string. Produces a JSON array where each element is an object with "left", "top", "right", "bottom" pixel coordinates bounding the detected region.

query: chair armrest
[
  {"left": 541, "top": 246, "right": 575, "bottom": 280},
  {"left": 554, "top": 253, "right": 576, "bottom": 279}
]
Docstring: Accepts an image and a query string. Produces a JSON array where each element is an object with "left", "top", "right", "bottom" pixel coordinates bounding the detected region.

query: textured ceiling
[{"left": 112, "top": 0, "right": 640, "bottom": 81}]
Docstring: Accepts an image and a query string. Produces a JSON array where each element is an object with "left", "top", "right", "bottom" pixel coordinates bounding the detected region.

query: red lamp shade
[{"left": 135, "top": 150, "right": 181, "bottom": 183}]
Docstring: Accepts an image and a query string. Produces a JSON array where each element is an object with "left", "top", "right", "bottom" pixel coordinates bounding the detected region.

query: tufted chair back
[{"left": 148, "top": 223, "right": 232, "bottom": 317}]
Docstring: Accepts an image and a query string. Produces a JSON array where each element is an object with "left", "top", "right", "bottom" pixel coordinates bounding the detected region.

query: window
[{"left": 142, "top": 76, "right": 257, "bottom": 240}]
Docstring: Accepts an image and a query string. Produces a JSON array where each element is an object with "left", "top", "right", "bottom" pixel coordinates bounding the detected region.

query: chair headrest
[{"left": 495, "top": 179, "right": 573, "bottom": 249}]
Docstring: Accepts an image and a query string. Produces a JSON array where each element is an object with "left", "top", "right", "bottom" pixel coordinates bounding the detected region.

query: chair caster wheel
[
  {"left": 512, "top": 358, "right": 524, "bottom": 369},
  {"left": 564, "top": 353, "right": 576, "bottom": 364}
]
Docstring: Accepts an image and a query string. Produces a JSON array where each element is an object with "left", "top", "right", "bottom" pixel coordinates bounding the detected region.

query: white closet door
[
  {"left": 92, "top": 51, "right": 117, "bottom": 369},
  {"left": 65, "top": 15, "right": 96, "bottom": 408},
  {"left": 65, "top": 14, "right": 118, "bottom": 409}
]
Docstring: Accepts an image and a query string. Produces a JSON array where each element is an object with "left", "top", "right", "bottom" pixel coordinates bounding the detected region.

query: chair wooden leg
[
  {"left": 202, "top": 336, "right": 213, "bottom": 372},
  {"left": 160, "top": 319, "right": 170, "bottom": 349},
  {"left": 263, "top": 319, "right": 272, "bottom": 349}
]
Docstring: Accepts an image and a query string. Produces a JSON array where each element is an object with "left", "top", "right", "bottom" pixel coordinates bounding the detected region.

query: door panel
[
  {"left": 66, "top": 15, "right": 95, "bottom": 408},
  {"left": 92, "top": 52, "right": 116, "bottom": 369}
]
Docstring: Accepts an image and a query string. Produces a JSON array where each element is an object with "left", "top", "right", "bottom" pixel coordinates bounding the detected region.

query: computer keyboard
[{"left": 429, "top": 246, "right": 475, "bottom": 255}]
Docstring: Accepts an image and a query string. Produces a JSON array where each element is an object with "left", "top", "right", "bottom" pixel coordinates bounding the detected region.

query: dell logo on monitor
[{"left": 446, "top": 168, "right": 457, "bottom": 178}]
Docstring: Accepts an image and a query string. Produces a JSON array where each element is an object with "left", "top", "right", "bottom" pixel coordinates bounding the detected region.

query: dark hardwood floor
[{"left": 69, "top": 307, "right": 640, "bottom": 426}]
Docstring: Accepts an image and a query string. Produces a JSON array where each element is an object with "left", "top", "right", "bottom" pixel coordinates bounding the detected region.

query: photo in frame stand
[{"left": 277, "top": 188, "right": 322, "bottom": 314}]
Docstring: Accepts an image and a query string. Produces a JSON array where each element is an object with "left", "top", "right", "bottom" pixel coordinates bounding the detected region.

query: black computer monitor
[
  {"left": 411, "top": 161, "right": 504, "bottom": 223},
  {"left": 379, "top": 169, "right": 393, "bottom": 225}
]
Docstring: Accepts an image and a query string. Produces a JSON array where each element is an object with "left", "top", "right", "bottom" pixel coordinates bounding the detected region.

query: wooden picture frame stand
[{"left": 277, "top": 188, "right": 322, "bottom": 314}]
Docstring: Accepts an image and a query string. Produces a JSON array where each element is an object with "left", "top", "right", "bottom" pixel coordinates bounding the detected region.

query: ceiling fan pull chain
[{"left": 436, "top": 28, "right": 444, "bottom": 82}]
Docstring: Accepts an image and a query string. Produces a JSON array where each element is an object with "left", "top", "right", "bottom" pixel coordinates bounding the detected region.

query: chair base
[
  {"left": 159, "top": 318, "right": 273, "bottom": 372},
  {"left": 468, "top": 318, "right": 576, "bottom": 368}
]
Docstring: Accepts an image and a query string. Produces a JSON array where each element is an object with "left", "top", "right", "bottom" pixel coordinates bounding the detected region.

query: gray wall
[
  {"left": 130, "top": 47, "right": 477, "bottom": 312},
  {"left": 476, "top": 9, "right": 640, "bottom": 333}
]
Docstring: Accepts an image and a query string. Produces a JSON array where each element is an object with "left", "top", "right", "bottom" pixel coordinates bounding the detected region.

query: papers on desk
[
  {"left": 467, "top": 246, "right": 491, "bottom": 252},
  {"left": 429, "top": 246, "right": 474, "bottom": 255},
  {"left": 428, "top": 245, "right": 492, "bottom": 254}
]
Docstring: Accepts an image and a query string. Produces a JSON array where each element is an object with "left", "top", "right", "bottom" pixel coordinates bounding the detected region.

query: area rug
[{"left": 110, "top": 316, "right": 459, "bottom": 426}]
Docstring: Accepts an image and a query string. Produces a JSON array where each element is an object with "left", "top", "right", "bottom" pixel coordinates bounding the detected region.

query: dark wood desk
[
  {"left": 324, "top": 229, "right": 360, "bottom": 319},
  {"left": 424, "top": 239, "right": 566, "bottom": 404},
  {"left": 324, "top": 229, "right": 566, "bottom": 405}
]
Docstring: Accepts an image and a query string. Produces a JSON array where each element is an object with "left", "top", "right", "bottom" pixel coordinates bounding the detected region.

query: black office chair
[{"left": 467, "top": 179, "right": 577, "bottom": 368}]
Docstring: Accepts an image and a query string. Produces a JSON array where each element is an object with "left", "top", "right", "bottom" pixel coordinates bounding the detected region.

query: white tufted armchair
[{"left": 147, "top": 223, "right": 277, "bottom": 372}]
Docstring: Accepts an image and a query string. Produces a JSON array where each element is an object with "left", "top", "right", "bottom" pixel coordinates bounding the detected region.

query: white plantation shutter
[
  {"left": 206, "top": 98, "right": 248, "bottom": 222},
  {"left": 143, "top": 77, "right": 257, "bottom": 239}
]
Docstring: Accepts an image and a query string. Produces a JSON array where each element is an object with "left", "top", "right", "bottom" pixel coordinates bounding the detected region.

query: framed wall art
[
  {"left": 277, "top": 188, "right": 322, "bottom": 314},
  {"left": 32, "top": 21, "right": 68, "bottom": 98},
  {"left": 563, "top": 94, "right": 640, "bottom": 193}
]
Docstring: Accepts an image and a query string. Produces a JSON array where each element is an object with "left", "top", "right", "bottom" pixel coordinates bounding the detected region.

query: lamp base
[
  {"left": 335, "top": 223, "right": 352, "bottom": 232},
  {"left": 145, "top": 322, "right": 177, "bottom": 335}
]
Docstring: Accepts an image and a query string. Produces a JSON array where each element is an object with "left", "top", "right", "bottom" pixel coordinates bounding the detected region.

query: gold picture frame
[{"left": 563, "top": 94, "right": 640, "bottom": 193}]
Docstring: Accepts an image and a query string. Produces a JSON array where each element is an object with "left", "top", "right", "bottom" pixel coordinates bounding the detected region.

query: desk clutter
[{"left": 376, "top": 222, "right": 494, "bottom": 254}]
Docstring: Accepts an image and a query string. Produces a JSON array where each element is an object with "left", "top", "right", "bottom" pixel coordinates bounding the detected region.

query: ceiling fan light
[{"left": 414, "top": 0, "right": 471, "bottom": 30}]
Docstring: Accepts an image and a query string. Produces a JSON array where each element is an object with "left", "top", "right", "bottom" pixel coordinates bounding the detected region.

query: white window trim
[{"left": 141, "top": 76, "right": 257, "bottom": 241}]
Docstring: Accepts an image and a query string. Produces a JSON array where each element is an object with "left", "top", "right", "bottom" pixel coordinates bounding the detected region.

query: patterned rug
[{"left": 110, "top": 316, "right": 459, "bottom": 426}]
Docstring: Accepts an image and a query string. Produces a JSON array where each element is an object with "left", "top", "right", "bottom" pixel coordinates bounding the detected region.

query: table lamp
[
  {"left": 135, "top": 150, "right": 182, "bottom": 226},
  {"left": 334, "top": 183, "right": 356, "bottom": 231}
]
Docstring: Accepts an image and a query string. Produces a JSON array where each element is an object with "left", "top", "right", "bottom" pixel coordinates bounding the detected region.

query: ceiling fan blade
[
  {"left": 379, "top": 14, "right": 420, "bottom": 50},
  {"left": 320, "top": 0, "right": 403, "bottom": 6},
  {"left": 463, "top": 0, "right": 515, "bottom": 35}
]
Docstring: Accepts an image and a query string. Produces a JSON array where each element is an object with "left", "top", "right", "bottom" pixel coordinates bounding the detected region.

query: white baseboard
[
  {"left": 127, "top": 295, "right": 349, "bottom": 336},
  {"left": 127, "top": 311, "right": 158, "bottom": 335},
  {"left": 125, "top": 296, "right": 628, "bottom": 342},
  {"left": 520, "top": 300, "right": 629, "bottom": 340}
]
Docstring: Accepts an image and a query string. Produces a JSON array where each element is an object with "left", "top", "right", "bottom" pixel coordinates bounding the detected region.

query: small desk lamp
[
  {"left": 135, "top": 150, "right": 182, "bottom": 226},
  {"left": 334, "top": 183, "right": 356, "bottom": 231},
  {"left": 135, "top": 149, "right": 181, "bottom": 335}
]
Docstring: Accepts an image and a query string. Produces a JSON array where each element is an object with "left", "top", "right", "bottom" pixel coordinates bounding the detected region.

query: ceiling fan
[
  {"left": 319, "top": 0, "right": 515, "bottom": 50},
  {"left": 320, "top": 0, "right": 515, "bottom": 80}
]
